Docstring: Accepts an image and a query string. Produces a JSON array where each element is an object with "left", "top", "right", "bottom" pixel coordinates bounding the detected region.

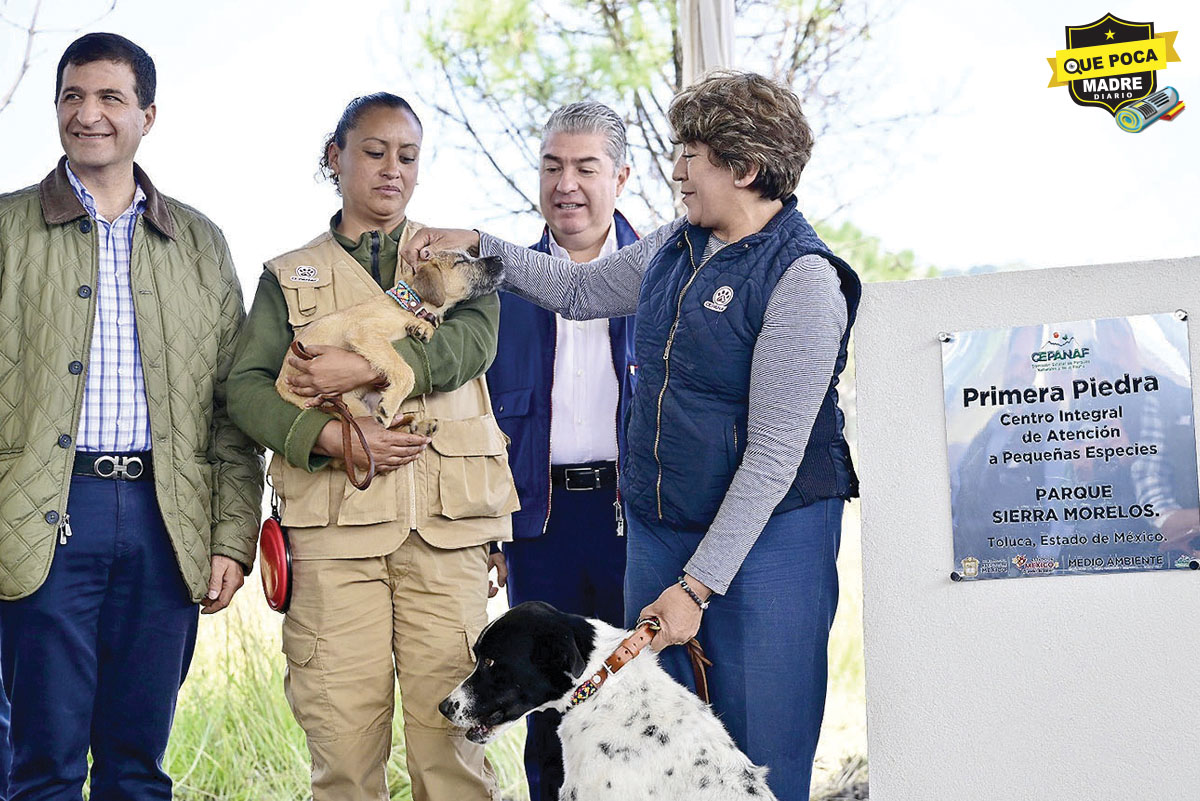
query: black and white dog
[{"left": 439, "top": 601, "right": 776, "bottom": 800}]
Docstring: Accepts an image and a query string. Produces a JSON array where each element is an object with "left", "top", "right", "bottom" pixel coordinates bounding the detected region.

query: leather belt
[
  {"left": 551, "top": 461, "right": 617, "bottom": 491},
  {"left": 73, "top": 452, "right": 153, "bottom": 481}
]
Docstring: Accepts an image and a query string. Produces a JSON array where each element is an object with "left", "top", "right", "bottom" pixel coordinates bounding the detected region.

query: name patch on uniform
[
  {"left": 703, "top": 286, "right": 734, "bottom": 313},
  {"left": 289, "top": 265, "right": 319, "bottom": 283}
]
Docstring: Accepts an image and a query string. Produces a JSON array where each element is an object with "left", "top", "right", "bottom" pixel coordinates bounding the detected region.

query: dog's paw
[
  {"left": 374, "top": 405, "right": 391, "bottom": 427},
  {"left": 407, "top": 418, "right": 439, "bottom": 438},
  {"left": 405, "top": 319, "right": 436, "bottom": 343}
]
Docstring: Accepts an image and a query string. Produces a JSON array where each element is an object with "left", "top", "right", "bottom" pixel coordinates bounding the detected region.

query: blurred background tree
[
  {"left": 413, "top": 1, "right": 925, "bottom": 223},
  {"left": 0, "top": 1, "right": 117, "bottom": 116}
]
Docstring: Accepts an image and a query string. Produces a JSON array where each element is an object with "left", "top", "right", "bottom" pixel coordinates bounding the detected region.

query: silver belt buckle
[
  {"left": 94, "top": 455, "right": 144, "bottom": 480},
  {"left": 564, "top": 467, "right": 601, "bottom": 491}
]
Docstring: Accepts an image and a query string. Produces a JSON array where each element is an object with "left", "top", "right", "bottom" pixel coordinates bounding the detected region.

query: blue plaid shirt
[{"left": 66, "top": 163, "right": 153, "bottom": 452}]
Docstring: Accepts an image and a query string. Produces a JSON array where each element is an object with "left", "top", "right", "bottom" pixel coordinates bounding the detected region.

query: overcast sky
[{"left": 0, "top": 0, "right": 1195, "bottom": 290}]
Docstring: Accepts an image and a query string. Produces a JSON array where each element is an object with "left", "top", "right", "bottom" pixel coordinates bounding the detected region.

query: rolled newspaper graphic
[{"left": 1116, "top": 86, "right": 1180, "bottom": 132}]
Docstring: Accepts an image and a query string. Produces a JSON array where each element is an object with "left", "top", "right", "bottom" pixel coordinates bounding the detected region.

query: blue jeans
[
  {"left": 0, "top": 475, "right": 198, "bottom": 801},
  {"left": 623, "top": 499, "right": 843, "bottom": 801},
  {"left": 0, "top": 662, "right": 9, "bottom": 801}
]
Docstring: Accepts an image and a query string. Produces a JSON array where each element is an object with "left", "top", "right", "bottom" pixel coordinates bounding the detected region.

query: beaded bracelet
[{"left": 677, "top": 575, "right": 710, "bottom": 610}]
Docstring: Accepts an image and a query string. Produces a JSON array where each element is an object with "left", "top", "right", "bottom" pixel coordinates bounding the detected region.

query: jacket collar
[
  {"left": 534, "top": 208, "right": 641, "bottom": 253},
  {"left": 38, "top": 156, "right": 176, "bottom": 240},
  {"left": 680, "top": 193, "right": 799, "bottom": 259}
]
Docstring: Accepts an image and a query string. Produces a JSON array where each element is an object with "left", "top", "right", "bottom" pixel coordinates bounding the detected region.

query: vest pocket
[
  {"left": 336, "top": 468, "right": 399, "bottom": 526},
  {"left": 279, "top": 268, "right": 334, "bottom": 327},
  {"left": 427, "top": 415, "right": 518, "bottom": 520},
  {"left": 491, "top": 387, "right": 532, "bottom": 420},
  {"left": 269, "top": 454, "right": 333, "bottom": 528}
]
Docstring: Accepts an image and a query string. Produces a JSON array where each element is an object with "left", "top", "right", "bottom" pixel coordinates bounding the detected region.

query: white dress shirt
[{"left": 548, "top": 225, "right": 621, "bottom": 465}]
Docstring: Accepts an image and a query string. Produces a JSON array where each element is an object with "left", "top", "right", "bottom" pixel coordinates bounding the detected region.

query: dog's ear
[
  {"left": 411, "top": 263, "right": 448, "bottom": 308},
  {"left": 565, "top": 615, "right": 594, "bottom": 678},
  {"left": 531, "top": 613, "right": 593, "bottom": 682}
]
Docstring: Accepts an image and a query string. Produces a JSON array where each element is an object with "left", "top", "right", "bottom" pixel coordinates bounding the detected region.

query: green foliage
[
  {"left": 408, "top": 0, "right": 887, "bottom": 224},
  {"left": 426, "top": 0, "right": 674, "bottom": 104},
  {"left": 816, "top": 219, "right": 934, "bottom": 283}
]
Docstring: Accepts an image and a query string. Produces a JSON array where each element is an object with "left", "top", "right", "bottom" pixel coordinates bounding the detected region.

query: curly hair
[
  {"left": 668, "top": 70, "right": 813, "bottom": 200},
  {"left": 318, "top": 93, "right": 422, "bottom": 194}
]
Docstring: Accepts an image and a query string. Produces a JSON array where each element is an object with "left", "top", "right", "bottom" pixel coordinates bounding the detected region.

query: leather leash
[
  {"left": 685, "top": 637, "right": 713, "bottom": 704},
  {"left": 569, "top": 618, "right": 714, "bottom": 707},
  {"left": 289, "top": 340, "right": 378, "bottom": 490}
]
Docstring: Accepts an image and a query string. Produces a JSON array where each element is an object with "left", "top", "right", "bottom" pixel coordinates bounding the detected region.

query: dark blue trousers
[
  {"left": 624, "top": 499, "right": 843, "bottom": 801},
  {"left": 504, "top": 481, "right": 626, "bottom": 801},
  {"left": 0, "top": 475, "right": 198, "bottom": 801},
  {"left": 0, "top": 663, "right": 9, "bottom": 801}
]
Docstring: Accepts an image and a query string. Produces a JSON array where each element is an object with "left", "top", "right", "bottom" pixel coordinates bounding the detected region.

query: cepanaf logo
[
  {"left": 290, "top": 265, "right": 319, "bottom": 283},
  {"left": 703, "top": 286, "right": 734, "bottom": 313},
  {"left": 1031, "top": 330, "right": 1091, "bottom": 372}
]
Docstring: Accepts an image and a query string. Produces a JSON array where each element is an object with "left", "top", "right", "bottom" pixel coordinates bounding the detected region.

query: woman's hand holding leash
[
  {"left": 400, "top": 227, "right": 482, "bottom": 268},
  {"left": 314, "top": 416, "right": 430, "bottom": 473},
  {"left": 285, "top": 344, "right": 383, "bottom": 401},
  {"left": 640, "top": 573, "right": 713, "bottom": 651}
]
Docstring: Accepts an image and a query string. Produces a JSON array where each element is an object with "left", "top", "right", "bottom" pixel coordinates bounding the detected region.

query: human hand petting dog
[
  {"left": 400, "top": 227, "right": 481, "bottom": 268},
  {"left": 640, "top": 573, "right": 713, "bottom": 650},
  {"left": 285, "top": 344, "right": 383, "bottom": 401},
  {"left": 314, "top": 415, "right": 431, "bottom": 473},
  {"left": 201, "top": 555, "right": 244, "bottom": 615}
]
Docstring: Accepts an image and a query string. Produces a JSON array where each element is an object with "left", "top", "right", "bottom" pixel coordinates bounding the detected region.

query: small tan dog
[{"left": 276, "top": 249, "right": 503, "bottom": 428}]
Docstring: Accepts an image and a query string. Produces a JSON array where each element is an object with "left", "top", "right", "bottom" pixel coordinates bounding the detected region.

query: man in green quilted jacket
[{"left": 0, "top": 33, "right": 262, "bottom": 800}]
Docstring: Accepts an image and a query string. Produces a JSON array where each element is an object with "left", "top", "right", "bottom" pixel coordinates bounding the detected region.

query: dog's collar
[
  {"left": 568, "top": 618, "right": 660, "bottom": 708},
  {"left": 385, "top": 279, "right": 440, "bottom": 326}
]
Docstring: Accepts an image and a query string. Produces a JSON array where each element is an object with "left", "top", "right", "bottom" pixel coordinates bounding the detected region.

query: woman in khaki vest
[{"left": 227, "top": 93, "right": 517, "bottom": 801}]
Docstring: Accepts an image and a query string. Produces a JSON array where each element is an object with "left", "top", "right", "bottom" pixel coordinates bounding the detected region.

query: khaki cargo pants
[{"left": 281, "top": 530, "right": 497, "bottom": 801}]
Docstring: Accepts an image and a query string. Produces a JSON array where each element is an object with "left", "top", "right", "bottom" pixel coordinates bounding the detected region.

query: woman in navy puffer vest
[{"left": 406, "top": 71, "right": 861, "bottom": 801}]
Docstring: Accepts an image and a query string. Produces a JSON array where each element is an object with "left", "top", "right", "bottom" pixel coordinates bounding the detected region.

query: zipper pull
[
  {"left": 57, "top": 514, "right": 73, "bottom": 546},
  {"left": 614, "top": 499, "right": 625, "bottom": 537}
]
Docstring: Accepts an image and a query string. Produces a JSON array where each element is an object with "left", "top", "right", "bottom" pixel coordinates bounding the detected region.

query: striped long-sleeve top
[{"left": 481, "top": 217, "right": 848, "bottom": 594}]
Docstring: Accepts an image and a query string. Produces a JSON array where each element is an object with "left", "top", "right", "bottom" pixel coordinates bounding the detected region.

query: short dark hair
[
  {"left": 56, "top": 33, "right": 156, "bottom": 109},
  {"left": 319, "top": 93, "right": 423, "bottom": 194},
  {"left": 668, "top": 70, "right": 814, "bottom": 200}
]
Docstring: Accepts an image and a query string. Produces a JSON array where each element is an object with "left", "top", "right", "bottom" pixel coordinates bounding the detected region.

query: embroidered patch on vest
[
  {"left": 703, "top": 285, "right": 734, "bottom": 312},
  {"left": 289, "top": 265, "right": 319, "bottom": 283}
]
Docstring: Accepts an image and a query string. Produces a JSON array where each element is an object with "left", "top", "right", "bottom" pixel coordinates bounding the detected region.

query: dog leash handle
[
  {"left": 290, "top": 341, "right": 378, "bottom": 490},
  {"left": 634, "top": 616, "right": 712, "bottom": 704}
]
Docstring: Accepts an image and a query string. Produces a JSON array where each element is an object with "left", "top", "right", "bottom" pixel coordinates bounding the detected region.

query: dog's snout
[{"left": 438, "top": 697, "right": 459, "bottom": 721}]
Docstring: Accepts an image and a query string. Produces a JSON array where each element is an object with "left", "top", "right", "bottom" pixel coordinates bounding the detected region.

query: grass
[
  {"left": 159, "top": 596, "right": 529, "bottom": 801},
  {"left": 145, "top": 508, "right": 868, "bottom": 799}
]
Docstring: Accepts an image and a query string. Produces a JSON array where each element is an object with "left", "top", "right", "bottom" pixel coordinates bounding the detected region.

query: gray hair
[{"left": 541, "top": 101, "right": 628, "bottom": 172}]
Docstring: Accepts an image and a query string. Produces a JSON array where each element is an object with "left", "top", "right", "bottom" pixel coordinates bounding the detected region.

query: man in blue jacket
[{"left": 485, "top": 101, "right": 637, "bottom": 801}]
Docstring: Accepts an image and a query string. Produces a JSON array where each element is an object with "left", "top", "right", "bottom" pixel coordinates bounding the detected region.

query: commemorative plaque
[{"left": 941, "top": 312, "right": 1199, "bottom": 580}]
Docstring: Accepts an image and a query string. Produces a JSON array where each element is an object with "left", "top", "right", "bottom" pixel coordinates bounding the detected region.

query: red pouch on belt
[{"left": 259, "top": 511, "right": 292, "bottom": 613}]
